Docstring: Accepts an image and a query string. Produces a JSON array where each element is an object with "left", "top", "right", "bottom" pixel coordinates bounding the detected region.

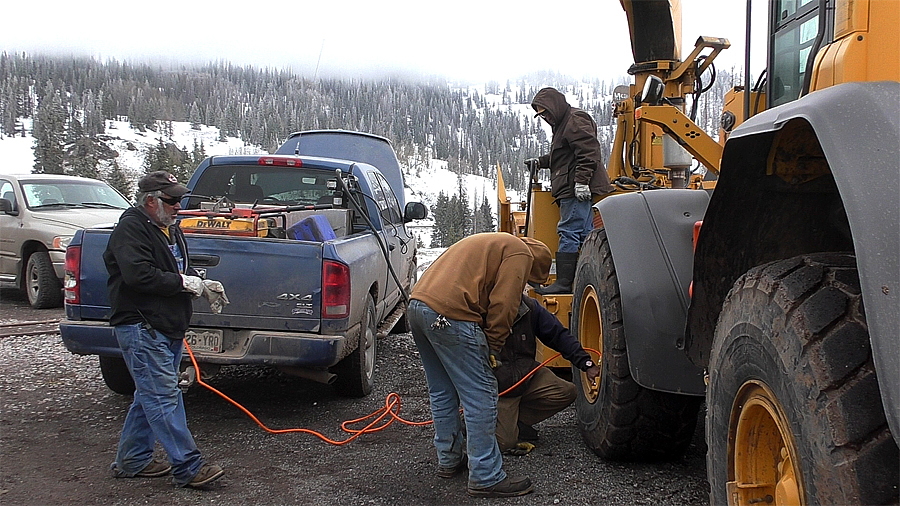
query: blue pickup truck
[{"left": 60, "top": 130, "right": 427, "bottom": 397}]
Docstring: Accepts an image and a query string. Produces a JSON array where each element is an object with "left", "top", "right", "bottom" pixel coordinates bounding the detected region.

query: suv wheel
[{"left": 25, "top": 251, "right": 63, "bottom": 309}]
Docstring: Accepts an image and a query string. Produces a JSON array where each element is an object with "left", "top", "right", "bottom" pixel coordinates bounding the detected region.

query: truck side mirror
[
  {"left": 0, "top": 198, "right": 17, "bottom": 215},
  {"left": 403, "top": 202, "right": 427, "bottom": 222}
]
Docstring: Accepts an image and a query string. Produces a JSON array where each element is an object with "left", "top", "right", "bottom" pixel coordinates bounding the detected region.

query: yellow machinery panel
[
  {"left": 526, "top": 189, "right": 560, "bottom": 257},
  {"left": 530, "top": 292, "right": 574, "bottom": 369},
  {"left": 811, "top": 0, "right": 900, "bottom": 89}
]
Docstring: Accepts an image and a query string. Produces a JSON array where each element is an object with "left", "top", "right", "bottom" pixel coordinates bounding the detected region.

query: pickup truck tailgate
[{"left": 186, "top": 234, "right": 324, "bottom": 332}]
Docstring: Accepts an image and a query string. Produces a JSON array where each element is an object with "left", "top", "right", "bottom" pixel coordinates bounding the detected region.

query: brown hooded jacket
[{"left": 532, "top": 87, "right": 612, "bottom": 199}]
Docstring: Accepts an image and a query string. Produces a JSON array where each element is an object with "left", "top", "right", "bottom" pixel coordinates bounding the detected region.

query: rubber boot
[{"left": 535, "top": 251, "right": 577, "bottom": 295}]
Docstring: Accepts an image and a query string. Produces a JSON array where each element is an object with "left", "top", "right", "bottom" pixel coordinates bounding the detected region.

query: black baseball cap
[{"left": 138, "top": 171, "right": 190, "bottom": 198}]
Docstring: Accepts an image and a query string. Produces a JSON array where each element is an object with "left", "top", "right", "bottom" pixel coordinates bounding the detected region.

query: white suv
[{"left": 0, "top": 174, "right": 129, "bottom": 308}]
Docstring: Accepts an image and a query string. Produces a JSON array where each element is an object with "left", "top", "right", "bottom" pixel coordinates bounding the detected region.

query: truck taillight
[
  {"left": 64, "top": 245, "right": 81, "bottom": 305},
  {"left": 322, "top": 260, "right": 350, "bottom": 319}
]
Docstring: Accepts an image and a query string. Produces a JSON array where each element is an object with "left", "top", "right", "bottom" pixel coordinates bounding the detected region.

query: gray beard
[{"left": 155, "top": 201, "right": 176, "bottom": 227}]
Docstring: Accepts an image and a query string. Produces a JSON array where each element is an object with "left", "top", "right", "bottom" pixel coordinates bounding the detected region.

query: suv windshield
[
  {"left": 22, "top": 181, "right": 130, "bottom": 209},
  {"left": 187, "top": 165, "right": 338, "bottom": 208}
]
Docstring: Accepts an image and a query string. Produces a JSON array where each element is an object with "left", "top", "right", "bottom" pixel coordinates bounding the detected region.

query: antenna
[{"left": 314, "top": 40, "right": 325, "bottom": 80}]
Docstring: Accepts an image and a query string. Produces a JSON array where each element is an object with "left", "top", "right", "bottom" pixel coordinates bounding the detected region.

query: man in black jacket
[
  {"left": 528, "top": 87, "right": 612, "bottom": 294},
  {"left": 494, "top": 295, "right": 600, "bottom": 453},
  {"left": 105, "top": 171, "right": 225, "bottom": 489}
]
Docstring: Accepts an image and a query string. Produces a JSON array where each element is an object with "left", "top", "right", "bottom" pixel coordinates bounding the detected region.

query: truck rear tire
[
  {"left": 708, "top": 253, "right": 899, "bottom": 505},
  {"left": 333, "top": 295, "right": 376, "bottom": 397},
  {"left": 25, "top": 251, "right": 63, "bottom": 309},
  {"left": 572, "top": 228, "right": 701, "bottom": 461},
  {"left": 99, "top": 356, "right": 135, "bottom": 395}
]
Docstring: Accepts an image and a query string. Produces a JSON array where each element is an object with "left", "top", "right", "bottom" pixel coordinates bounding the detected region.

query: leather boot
[{"left": 535, "top": 251, "right": 578, "bottom": 294}]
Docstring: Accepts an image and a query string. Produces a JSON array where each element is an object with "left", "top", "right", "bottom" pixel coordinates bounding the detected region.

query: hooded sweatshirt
[
  {"left": 411, "top": 233, "right": 551, "bottom": 351},
  {"left": 531, "top": 87, "right": 612, "bottom": 199}
]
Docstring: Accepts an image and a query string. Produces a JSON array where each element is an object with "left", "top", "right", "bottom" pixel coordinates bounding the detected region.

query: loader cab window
[{"left": 768, "top": 0, "right": 827, "bottom": 107}]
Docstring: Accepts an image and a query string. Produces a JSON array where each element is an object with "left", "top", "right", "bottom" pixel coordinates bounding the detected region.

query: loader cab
[{"left": 767, "top": 0, "right": 831, "bottom": 107}]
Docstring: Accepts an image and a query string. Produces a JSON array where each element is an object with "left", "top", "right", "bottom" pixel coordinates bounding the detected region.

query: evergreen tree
[
  {"left": 189, "top": 101, "right": 202, "bottom": 130},
  {"left": 1, "top": 80, "right": 18, "bottom": 136},
  {"left": 191, "top": 138, "right": 206, "bottom": 166},
  {"left": 67, "top": 137, "right": 101, "bottom": 179},
  {"left": 106, "top": 160, "right": 132, "bottom": 201},
  {"left": 475, "top": 194, "right": 495, "bottom": 233},
  {"left": 32, "top": 83, "right": 67, "bottom": 174}
]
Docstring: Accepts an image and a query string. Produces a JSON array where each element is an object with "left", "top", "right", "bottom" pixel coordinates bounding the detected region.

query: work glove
[
  {"left": 180, "top": 274, "right": 204, "bottom": 298},
  {"left": 503, "top": 442, "right": 535, "bottom": 456},
  {"left": 201, "top": 279, "right": 230, "bottom": 314},
  {"left": 488, "top": 353, "right": 502, "bottom": 369},
  {"left": 524, "top": 158, "right": 540, "bottom": 169},
  {"left": 575, "top": 183, "right": 592, "bottom": 201}
]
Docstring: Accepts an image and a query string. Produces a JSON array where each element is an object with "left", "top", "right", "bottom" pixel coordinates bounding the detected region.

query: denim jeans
[
  {"left": 557, "top": 196, "right": 594, "bottom": 253},
  {"left": 111, "top": 324, "right": 203, "bottom": 486},
  {"left": 408, "top": 299, "right": 506, "bottom": 489}
]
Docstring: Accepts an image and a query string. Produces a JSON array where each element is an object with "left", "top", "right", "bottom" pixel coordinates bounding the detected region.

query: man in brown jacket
[
  {"left": 408, "top": 233, "right": 551, "bottom": 498},
  {"left": 528, "top": 87, "right": 612, "bottom": 294}
]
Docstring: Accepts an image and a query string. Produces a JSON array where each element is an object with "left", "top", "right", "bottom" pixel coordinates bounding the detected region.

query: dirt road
[{"left": 0, "top": 286, "right": 709, "bottom": 505}]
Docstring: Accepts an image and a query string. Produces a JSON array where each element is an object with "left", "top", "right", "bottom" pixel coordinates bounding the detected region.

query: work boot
[
  {"left": 467, "top": 475, "right": 534, "bottom": 497},
  {"left": 535, "top": 251, "right": 578, "bottom": 295},
  {"left": 436, "top": 454, "right": 468, "bottom": 479},
  {"left": 186, "top": 464, "right": 225, "bottom": 488},
  {"left": 134, "top": 460, "right": 172, "bottom": 478}
]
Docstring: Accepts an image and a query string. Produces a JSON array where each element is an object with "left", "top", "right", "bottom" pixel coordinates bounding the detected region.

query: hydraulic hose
[{"left": 335, "top": 167, "right": 409, "bottom": 304}]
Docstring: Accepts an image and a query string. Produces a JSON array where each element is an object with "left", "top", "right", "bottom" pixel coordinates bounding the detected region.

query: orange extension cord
[{"left": 183, "top": 340, "right": 600, "bottom": 446}]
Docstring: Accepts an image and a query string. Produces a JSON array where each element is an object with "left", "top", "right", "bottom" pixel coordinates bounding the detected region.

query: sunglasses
[{"left": 158, "top": 195, "right": 181, "bottom": 206}]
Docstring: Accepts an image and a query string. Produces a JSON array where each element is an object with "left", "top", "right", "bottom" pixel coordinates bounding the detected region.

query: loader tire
[
  {"left": 572, "top": 228, "right": 701, "bottom": 461},
  {"left": 99, "top": 356, "right": 135, "bottom": 395},
  {"left": 707, "top": 253, "right": 899, "bottom": 505},
  {"left": 333, "top": 295, "right": 376, "bottom": 397}
]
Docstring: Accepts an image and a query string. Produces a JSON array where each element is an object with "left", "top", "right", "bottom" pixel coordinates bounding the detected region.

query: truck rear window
[{"left": 186, "top": 165, "right": 338, "bottom": 208}]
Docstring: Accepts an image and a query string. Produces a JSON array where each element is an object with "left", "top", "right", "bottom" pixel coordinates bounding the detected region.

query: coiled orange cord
[{"left": 183, "top": 340, "right": 600, "bottom": 446}]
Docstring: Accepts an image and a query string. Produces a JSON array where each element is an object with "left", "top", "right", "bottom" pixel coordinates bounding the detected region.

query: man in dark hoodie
[
  {"left": 104, "top": 171, "right": 225, "bottom": 489},
  {"left": 528, "top": 87, "right": 612, "bottom": 294},
  {"left": 494, "top": 295, "right": 600, "bottom": 454}
]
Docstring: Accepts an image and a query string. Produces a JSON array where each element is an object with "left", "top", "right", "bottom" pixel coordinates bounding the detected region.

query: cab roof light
[{"left": 258, "top": 156, "right": 303, "bottom": 167}]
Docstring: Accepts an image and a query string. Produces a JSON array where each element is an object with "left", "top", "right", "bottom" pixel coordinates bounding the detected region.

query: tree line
[
  {"left": 1, "top": 52, "right": 735, "bottom": 245},
  {"left": 1, "top": 53, "right": 616, "bottom": 193}
]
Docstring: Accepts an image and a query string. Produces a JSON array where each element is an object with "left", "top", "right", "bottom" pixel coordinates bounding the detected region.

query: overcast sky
[{"left": 2, "top": 0, "right": 767, "bottom": 82}]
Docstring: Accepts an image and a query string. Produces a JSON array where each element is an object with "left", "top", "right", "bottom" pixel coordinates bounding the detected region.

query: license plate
[{"left": 184, "top": 329, "right": 223, "bottom": 353}]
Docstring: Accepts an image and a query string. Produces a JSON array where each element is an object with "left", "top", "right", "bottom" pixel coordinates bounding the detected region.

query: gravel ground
[{"left": 0, "top": 286, "right": 710, "bottom": 505}]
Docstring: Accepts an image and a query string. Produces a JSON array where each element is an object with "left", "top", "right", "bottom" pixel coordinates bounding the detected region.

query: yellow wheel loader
[{"left": 501, "top": 1, "right": 899, "bottom": 503}]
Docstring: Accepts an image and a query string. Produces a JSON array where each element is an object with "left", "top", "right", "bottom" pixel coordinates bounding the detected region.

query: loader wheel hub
[
  {"left": 727, "top": 380, "right": 803, "bottom": 506},
  {"left": 577, "top": 285, "right": 602, "bottom": 403}
]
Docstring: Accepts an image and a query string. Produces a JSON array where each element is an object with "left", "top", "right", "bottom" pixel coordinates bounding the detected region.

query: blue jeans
[
  {"left": 557, "top": 196, "right": 593, "bottom": 253},
  {"left": 408, "top": 299, "right": 506, "bottom": 489},
  {"left": 111, "top": 324, "right": 203, "bottom": 486}
]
